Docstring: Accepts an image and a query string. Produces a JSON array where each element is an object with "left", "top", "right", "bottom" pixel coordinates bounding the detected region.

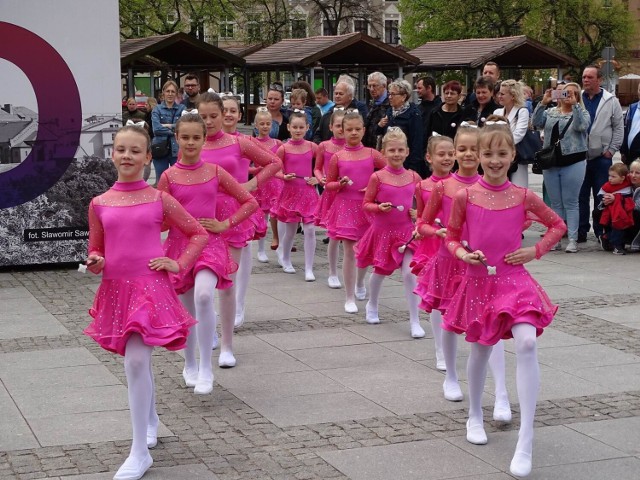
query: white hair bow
[
  {"left": 181, "top": 109, "right": 198, "bottom": 116},
  {"left": 484, "top": 120, "right": 508, "bottom": 126},
  {"left": 126, "top": 120, "right": 145, "bottom": 128},
  {"left": 459, "top": 121, "right": 478, "bottom": 128},
  {"left": 431, "top": 131, "right": 442, "bottom": 137}
]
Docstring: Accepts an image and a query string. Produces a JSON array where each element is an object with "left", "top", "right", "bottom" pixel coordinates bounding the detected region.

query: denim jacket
[
  {"left": 151, "top": 102, "right": 185, "bottom": 157},
  {"left": 532, "top": 104, "right": 591, "bottom": 156}
]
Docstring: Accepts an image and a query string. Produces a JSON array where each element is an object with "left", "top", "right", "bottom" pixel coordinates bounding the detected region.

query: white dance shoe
[
  {"left": 182, "top": 368, "right": 198, "bottom": 388},
  {"left": 510, "top": 451, "right": 532, "bottom": 477},
  {"left": 410, "top": 322, "right": 426, "bottom": 338},
  {"left": 305, "top": 270, "right": 316, "bottom": 282},
  {"left": 466, "top": 419, "right": 487, "bottom": 445},
  {"left": 282, "top": 264, "right": 296, "bottom": 274},
  {"left": 344, "top": 301, "right": 358, "bottom": 314},
  {"left": 443, "top": 380, "right": 464, "bottom": 402},
  {"left": 365, "top": 302, "right": 380, "bottom": 324},
  {"left": 146, "top": 425, "right": 158, "bottom": 449},
  {"left": 113, "top": 453, "right": 153, "bottom": 480},
  {"left": 234, "top": 307, "right": 245, "bottom": 328},
  {"left": 257, "top": 251, "right": 269, "bottom": 263},
  {"left": 493, "top": 400, "right": 512, "bottom": 423},
  {"left": 194, "top": 372, "right": 214, "bottom": 395},
  {"left": 435, "top": 352, "right": 447, "bottom": 371},
  {"left": 355, "top": 286, "right": 367, "bottom": 300},
  {"left": 218, "top": 351, "right": 237, "bottom": 368},
  {"left": 327, "top": 276, "right": 342, "bottom": 289}
]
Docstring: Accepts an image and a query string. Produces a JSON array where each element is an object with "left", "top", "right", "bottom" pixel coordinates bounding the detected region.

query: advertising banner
[{"left": 0, "top": 0, "right": 121, "bottom": 266}]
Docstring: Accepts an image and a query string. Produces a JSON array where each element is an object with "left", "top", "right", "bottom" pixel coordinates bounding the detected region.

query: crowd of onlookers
[{"left": 121, "top": 63, "right": 640, "bottom": 254}]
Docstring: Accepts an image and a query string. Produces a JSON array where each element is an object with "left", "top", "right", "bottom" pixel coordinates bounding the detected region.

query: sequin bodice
[
  {"left": 325, "top": 144, "right": 385, "bottom": 198},
  {"left": 363, "top": 166, "right": 421, "bottom": 225},
  {"left": 278, "top": 139, "right": 316, "bottom": 186}
]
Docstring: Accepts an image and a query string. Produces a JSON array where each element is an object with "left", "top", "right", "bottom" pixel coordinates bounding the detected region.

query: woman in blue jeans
[
  {"left": 532, "top": 82, "right": 591, "bottom": 252},
  {"left": 151, "top": 80, "right": 185, "bottom": 184}
]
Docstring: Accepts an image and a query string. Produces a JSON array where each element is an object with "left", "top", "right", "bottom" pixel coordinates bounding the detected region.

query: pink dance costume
[
  {"left": 443, "top": 179, "right": 566, "bottom": 345},
  {"left": 414, "top": 173, "right": 481, "bottom": 314},
  {"left": 355, "top": 166, "right": 422, "bottom": 275},
  {"left": 410, "top": 174, "right": 451, "bottom": 275},
  {"left": 275, "top": 139, "right": 319, "bottom": 224},
  {"left": 250, "top": 136, "right": 283, "bottom": 215},
  {"left": 158, "top": 161, "right": 258, "bottom": 294},
  {"left": 201, "top": 130, "right": 281, "bottom": 248},
  {"left": 313, "top": 137, "right": 346, "bottom": 227},
  {"left": 85, "top": 180, "right": 207, "bottom": 356},
  {"left": 325, "top": 145, "right": 386, "bottom": 241}
]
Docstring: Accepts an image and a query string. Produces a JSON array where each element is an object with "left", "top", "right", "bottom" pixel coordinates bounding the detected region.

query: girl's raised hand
[
  {"left": 377, "top": 202, "right": 392, "bottom": 212},
  {"left": 148, "top": 256, "right": 180, "bottom": 273},
  {"left": 306, "top": 177, "right": 319, "bottom": 186},
  {"left": 435, "top": 227, "right": 447, "bottom": 239},
  {"left": 409, "top": 208, "right": 417, "bottom": 221},
  {"left": 198, "top": 217, "right": 230, "bottom": 233},
  {"left": 86, "top": 255, "right": 104, "bottom": 274},
  {"left": 412, "top": 227, "right": 423, "bottom": 241},
  {"left": 339, "top": 176, "right": 351, "bottom": 186},
  {"left": 284, "top": 173, "right": 297, "bottom": 181},
  {"left": 504, "top": 246, "right": 536, "bottom": 265},
  {"left": 460, "top": 249, "right": 486, "bottom": 265}
]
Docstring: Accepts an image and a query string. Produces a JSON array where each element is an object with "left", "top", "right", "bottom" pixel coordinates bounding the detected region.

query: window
[
  {"left": 219, "top": 19, "right": 235, "bottom": 39},
  {"left": 384, "top": 20, "right": 399, "bottom": 44},
  {"left": 246, "top": 13, "right": 261, "bottom": 42},
  {"left": 354, "top": 19, "right": 368, "bottom": 35},
  {"left": 166, "top": 12, "right": 176, "bottom": 23},
  {"left": 291, "top": 18, "right": 306, "bottom": 38},
  {"left": 322, "top": 19, "right": 338, "bottom": 36}
]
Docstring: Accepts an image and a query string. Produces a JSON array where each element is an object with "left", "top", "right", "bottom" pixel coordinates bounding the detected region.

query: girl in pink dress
[
  {"left": 354, "top": 128, "right": 424, "bottom": 338},
  {"left": 84, "top": 126, "right": 207, "bottom": 480},
  {"left": 444, "top": 124, "right": 566, "bottom": 477},
  {"left": 326, "top": 110, "right": 385, "bottom": 313},
  {"left": 314, "top": 109, "right": 346, "bottom": 289},
  {"left": 197, "top": 93, "right": 282, "bottom": 351},
  {"left": 275, "top": 111, "right": 319, "bottom": 280},
  {"left": 158, "top": 114, "right": 258, "bottom": 395},
  {"left": 415, "top": 126, "right": 512, "bottom": 422},
  {"left": 251, "top": 107, "right": 283, "bottom": 263},
  {"left": 411, "top": 136, "right": 455, "bottom": 367}
]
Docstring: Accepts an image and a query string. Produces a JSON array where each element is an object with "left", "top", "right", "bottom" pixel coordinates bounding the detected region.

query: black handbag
[
  {"left": 532, "top": 117, "right": 574, "bottom": 174},
  {"left": 151, "top": 136, "right": 171, "bottom": 158},
  {"left": 514, "top": 108, "right": 542, "bottom": 165}
]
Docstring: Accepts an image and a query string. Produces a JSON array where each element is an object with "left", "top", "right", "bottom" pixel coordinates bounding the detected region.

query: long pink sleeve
[
  {"left": 160, "top": 192, "right": 208, "bottom": 271},
  {"left": 314, "top": 144, "right": 326, "bottom": 182},
  {"left": 524, "top": 191, "right": 567, "bottom": 258},
  {"left": 324, "top": 153, "right": 342, "bottom": 191},
  {"left": 372, "top": 150, "right": 386, "bottom": 170},
  {"left": 418, "top": 181, "right": 444, "bottom": 237},
  {"left": 444, "top": 189, "right": 468, "bottom": 259},
  {"left": 216, "top": 165, "right": 259, "bottom": 227},
  {"left": 238, "top": 136, "right": 282, "bottom": 186},
  {"left": 87, "top": 200, "right": 105, "bottom": 257},
  {"left": 362, "top": 172, "right": 382, "bottom": 213}
]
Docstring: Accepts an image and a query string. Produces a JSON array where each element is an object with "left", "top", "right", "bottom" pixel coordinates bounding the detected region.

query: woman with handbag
[
  {"left": 151, "top": 80, "right": 185, "bottom": 184},
  {"left": 532, "top": 82, "right": 591, "bottom": 253},
  {"left": 494, "top": 80, "right": 530, "bottom": 187}
]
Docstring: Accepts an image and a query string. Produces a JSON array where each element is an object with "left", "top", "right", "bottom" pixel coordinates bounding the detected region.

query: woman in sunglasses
[{"left": 266, "top": 82, "right": 291, "bottom": 141}]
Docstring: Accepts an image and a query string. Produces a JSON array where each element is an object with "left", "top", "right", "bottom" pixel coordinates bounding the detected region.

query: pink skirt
[
  {"left": 164, "top": 232, "right": 237, "bottom": 295},
  {"left": 442, "top": 270, "right": 557, "bottom": 345},
  {"left": 216, "top": 192, "right": 266, "bottom": 248},
  {"left": 275, "top": 182, "right": 319, "bottom": 224},
  {"left": 314, "top": 189, "right": 337, "bottom": 228},
  {"left": 355, "top": 222, "right": 415, "bottom": 276},
  {"left": 326, "top": 196, "right": 371, "bottom": 241},
  {"left": 252, "top": 176, "right": 283, "bottom": 214},
  {"left": 414, "top": 252, "right": 466, "bottom": 314},
  {"left": 85, "top": 271, "right": 196, "bottom": 356},
  {"left": 409, "top": 237, "right": 441, "bottom": 276}
]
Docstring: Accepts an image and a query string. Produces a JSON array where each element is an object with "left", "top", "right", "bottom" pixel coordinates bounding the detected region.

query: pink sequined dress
[
  {"left": 355, "top": 166, "right": 421, "bottom": 275},
  {"left": 85, "top": 180, "right": 207, "bottom": 356},
  {"left": 442, "top": 179, "right": 566, "bottom": 345},
  {"left": 313, "top": 137, "right": 345, "bottom": 227},
  {"left": 249, "top": 136, "right": 283, "bottom": 215},
  {"left": 201, "top": 130, "right": 281, "bottom": 248},
  {"left": 410, "top": 174, "right": 451, "bottom": 275},
  {"left": 413, "top": 173, "right": 481, "bottom": 314},
  {"left": 275, "top": 139, "right": 319, "bottom": 223},
  {"left": 324, "top": 145, "right": 386, "bottom": 240},
  {"left": 158, "top": 161, "right": 258, "bottom": 294}
]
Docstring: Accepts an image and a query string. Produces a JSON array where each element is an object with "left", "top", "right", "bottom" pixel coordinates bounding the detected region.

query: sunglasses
[{"left": 269, "top": 83, "right": 284, "bottom": 92}]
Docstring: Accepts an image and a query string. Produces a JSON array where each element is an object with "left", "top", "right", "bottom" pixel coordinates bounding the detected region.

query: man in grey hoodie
[{"left": 578, "top": 65, "right": 624, "bottom": 245}]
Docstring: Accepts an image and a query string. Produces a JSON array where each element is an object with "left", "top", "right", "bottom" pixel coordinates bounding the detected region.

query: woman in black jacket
[
  {"left": 462, "top": 76, "right": 499, "bottom": 127},
  {"left": 377, "top": 79, "right": 425, "bottom": 177},
  {"left": 426, "top": 80, "right": 464, "bottom": 141}
]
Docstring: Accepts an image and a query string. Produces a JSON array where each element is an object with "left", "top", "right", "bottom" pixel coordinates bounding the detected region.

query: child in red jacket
[{"left": 598, "top": 163, "right": 635, "bottom": 255}]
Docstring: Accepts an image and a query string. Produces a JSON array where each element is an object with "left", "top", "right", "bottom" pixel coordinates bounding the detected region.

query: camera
[{"left": 551, "top": 90, "right": 569, "bottom": 101}]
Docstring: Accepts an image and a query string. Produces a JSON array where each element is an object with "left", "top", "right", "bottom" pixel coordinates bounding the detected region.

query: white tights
[
  {"left": 467, "top": 323, "right": 539, "bottom": 456},
  {"left": 180, "top": 269, "right": 219, "bottom": 378},
  {"left": 124, "top": 334, "right": 155, "bottom": 460},
  {"left": 342, "top": 240, "right": 367, "bottom": 302},
  {"left": 257, "top": 213, "right": 269, "bottom": 256},
  {"left": 368, "top": 252, "right": 419, "bottom": 325},
  {"left": 235, "top": 244, "right": 252, "bottom": 317},
  {"left": 327, "top": 238, "right": 340, "bottom": 278},
  {"left": 280, "top": 221, "right": 316, "bottom": 274}
]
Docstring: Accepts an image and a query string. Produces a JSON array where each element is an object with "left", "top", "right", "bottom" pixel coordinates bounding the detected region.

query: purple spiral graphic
[{"left": 0, "top": 22, "right": 81, "bottom": 208}]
